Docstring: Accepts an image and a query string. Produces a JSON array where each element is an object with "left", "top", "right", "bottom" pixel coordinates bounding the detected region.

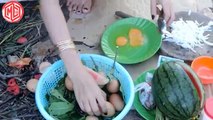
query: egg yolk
[
  {"left": 116, "top": 36, "right": 128, "bottom": 47},
  {"left": 129, "top": 28, "right": 144, "bottom": 47}
]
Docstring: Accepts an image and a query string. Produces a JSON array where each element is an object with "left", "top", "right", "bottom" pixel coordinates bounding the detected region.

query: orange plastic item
[
  {"left": 116, "top": 36, "right": 128, "bottom": 47},
  {"left": 191, "top": 56, "right": 213, "bottom": 84},
  {"left": 129, "top": 28, "right": 144, "bottom": 47}
]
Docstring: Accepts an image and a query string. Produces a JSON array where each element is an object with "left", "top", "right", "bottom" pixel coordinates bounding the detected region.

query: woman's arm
[
  {"left": 39, "top": 0, "right": 107, "bottom": 116},
  {"left": 39, "top": 0, "right": 82, "bottom": 76}
]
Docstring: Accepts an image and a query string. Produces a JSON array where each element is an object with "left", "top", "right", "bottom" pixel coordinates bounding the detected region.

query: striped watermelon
[{"left": 152, "top": 61, "right": 205, "bottom": 120}]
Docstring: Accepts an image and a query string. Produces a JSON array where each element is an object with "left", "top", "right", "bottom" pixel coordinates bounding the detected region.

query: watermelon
[{"left": 152, "top": 61, "right": 205, "bottom": 120}]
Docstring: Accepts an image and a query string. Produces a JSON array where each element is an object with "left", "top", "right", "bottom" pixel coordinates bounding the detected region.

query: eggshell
[
  {"left": 109, "top": 94, "right": 124, "bottom": 111},
  {"left": 102, "top": 102, "right": 115, "bottom": 117},
  {"left": 26, "top": 79, "right": 38, "bottom": 93},
  {"left": 107, "top": 80, "right": 120, "bottom": 93},
  {"left": 39, "top": 62, "right": 52, "bottom": 73},
  {"left": 85, "top": 116, "right": 99, "bottom": 120}
]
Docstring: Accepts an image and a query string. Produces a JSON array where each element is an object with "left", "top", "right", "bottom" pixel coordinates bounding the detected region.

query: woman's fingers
[
  {"left": 84, "top": 100, "right": 93, "bottom": 115},
  {"left": 66, "top": 0, "right": 72, "bottom": 6},
  {"left": 89, "top": 98, "right": 101, "bottom": 116},
  {"left": 77, "top": 4, "right": 83, "bottom": 14},
  {"left": 161, "top": 0, "right": 175, "bottom": 26},
  {"left": 72, "top": 4, "right": 77, "bottom": 12},
  {"left": 167, "top": 12, "right": 175, "bottom": 26},
  {"left": 101, "top": 90, "right": 107, "bottom": 100},
  {"left": 151, "top": 0, "right": 157, "bottom": 19},
  {"left": 79, "top": 101, "right": 85, "bottom": 112},
  {"left": 97, "top": 95, "right": 107, "bottom": 114}
]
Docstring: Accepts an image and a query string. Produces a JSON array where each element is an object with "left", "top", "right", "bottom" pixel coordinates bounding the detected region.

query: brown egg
[
  {"left": 109, "top": 94, "right": 125, "bottom": 111},
  {"left": 107, "top": 80, "right": 120, "bottom": 93},
  {"left": 26, "top": 79, "right": 38, "bottom": 93},
  {"left": 39, "top": 62, "right": 52, "bottom": 73},
  {"left": 65, "top": 76, "right": 73, "bottom": 91},
  {"left": 102, "top": 102, "right": 115, "bottom": 117},
  {"left": 85, "top": 116, "right": 99, "bottom": 120}
]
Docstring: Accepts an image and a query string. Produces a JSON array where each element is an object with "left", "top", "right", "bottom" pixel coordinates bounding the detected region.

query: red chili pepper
[
  {"left": 7, "top": 85, "right": 20, "bottom": 95},
  {"left": 7, "top": 78, "right": 17, "bottom": 87},
  {"left": 7, "top": 78, "right": 20, "bottom": 95},
  {"left": 17, "top": 37, "right": 27, "bottom": 44}
]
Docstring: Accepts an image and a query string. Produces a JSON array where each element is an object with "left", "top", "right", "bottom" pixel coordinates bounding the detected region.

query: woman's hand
[
  {"left": 151, "top": 0, "right": 175, "bottom": 25},
  {"left": 70, "top": 65, "right": 107, "bottom": 116},
  {"left": 161, "top": 0, "right": 175, "bottom": 26},
  {"left": 60, "top": 50, "right": 107, "bottom": 116}
]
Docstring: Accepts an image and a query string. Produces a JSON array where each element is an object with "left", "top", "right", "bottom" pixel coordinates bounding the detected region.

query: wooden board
[{"left": 160, "top": 11, "right": 213, "bottom": 61}]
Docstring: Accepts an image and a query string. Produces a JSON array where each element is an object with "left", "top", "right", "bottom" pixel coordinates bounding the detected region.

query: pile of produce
[
  {"left": 138, "top": 61, "right": 205, "bottom": 120},
  {"left": 46, "top": 66, "right": 125, "bottom": 120}
]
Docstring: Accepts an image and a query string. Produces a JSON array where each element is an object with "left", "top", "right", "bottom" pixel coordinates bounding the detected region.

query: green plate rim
[
  {"left": 133, "top": 69, "right": 156, "bottom": 120},
  {"left": 101, "top": 17, "right": 162, "bottom": 64}
]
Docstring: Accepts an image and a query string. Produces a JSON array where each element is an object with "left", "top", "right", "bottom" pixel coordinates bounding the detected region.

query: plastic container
[
  {"left": 201, "top": 97, "right": 213, "bottom": 120},
  {"left": 191, "top": 56, "right": 213, "bottom": 84},
  {"left": 35, "top": 54, "right": 135, "bottom": 120}
]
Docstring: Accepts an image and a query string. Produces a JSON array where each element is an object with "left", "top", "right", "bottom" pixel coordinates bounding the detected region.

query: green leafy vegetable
[
  {"left": 50, "top": 89, "right": 70, "bottom": 103},
  {"left": 46, "top": 72, "right": 125, "bottom": 120},
  {"left": 48, "top": 102, "right": 74, "bottom": 116}
]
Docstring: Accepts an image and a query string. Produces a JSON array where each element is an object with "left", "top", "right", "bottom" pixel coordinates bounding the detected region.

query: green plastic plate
[
  {"left": 101, "top": 18, "right": 162, "bottom": 64},
  {"left": 134, "top": 69, "right": 156, "bottom": 120}
]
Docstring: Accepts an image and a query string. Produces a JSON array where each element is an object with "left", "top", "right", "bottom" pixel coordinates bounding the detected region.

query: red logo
[{"left": 2, "top": 1, "right": 24, "bottom": 23}]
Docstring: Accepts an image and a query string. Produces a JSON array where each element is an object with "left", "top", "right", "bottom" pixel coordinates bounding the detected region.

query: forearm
[
  {"left": 39, "top": 0, "right": 70, "bottom": 44},
  {"left": 39, "top": 0, "right": 83, "bottom": 78}
]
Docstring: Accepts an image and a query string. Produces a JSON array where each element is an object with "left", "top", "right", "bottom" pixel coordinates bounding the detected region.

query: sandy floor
[{"left": 67, "top": 0, "right": 212, "bottom": 46}]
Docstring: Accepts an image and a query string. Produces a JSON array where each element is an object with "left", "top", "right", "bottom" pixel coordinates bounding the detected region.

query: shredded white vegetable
[{"left": 164, "top": 18, "right": 213, "bottom": 52}]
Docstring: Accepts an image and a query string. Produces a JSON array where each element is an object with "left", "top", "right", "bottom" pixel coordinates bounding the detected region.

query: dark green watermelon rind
[
  {"left": 177, "top": 62, "right": 204, "bottom": 117},
  {"left": 178, "top": 62, "right": 205, "bottom": 109},
  {"left": 153, "top": 64, "right": 188, "bottom": 119},
  {"left": 152, "top": 71, "right": 181, "bottom": 119},
  {"left": 159, "top": 63, "right": 189, "bottom": 118},
  {"left": 168, "top": 62, "right": 200, "bottom": 118},
  {"left": 164, "top": 63, "right": 191, "bottom": 116},
  {"left": 152, "top": 70, "right": 181, "bottom": 120},
  {"left": 152, "top": 62, "right": 201, "bottom": 120}
]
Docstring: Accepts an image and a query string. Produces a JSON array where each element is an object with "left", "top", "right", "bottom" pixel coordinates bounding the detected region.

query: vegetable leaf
[
  {"left": 50, "top": 89, "right": 69, "bottom": 103},
  {"left": 48, "top": 102, "right": 74, "bottom": 116}
]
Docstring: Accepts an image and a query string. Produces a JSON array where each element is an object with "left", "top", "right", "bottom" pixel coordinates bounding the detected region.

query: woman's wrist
[{"left": 59, "top": 49, "right": 84, "bottom": 79}]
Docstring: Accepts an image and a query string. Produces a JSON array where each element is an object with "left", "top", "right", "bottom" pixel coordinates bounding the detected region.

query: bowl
[
  {"left": 36, "top": 54, "right": 135, "bottom": 120},
  {"left": 191, "top": 56, "right": 213, "bottom": 84}
]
